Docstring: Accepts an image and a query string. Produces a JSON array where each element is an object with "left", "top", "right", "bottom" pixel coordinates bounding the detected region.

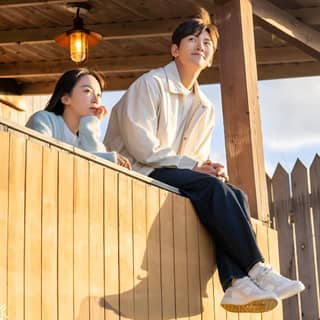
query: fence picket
[
  {"left": 271, "top": 164, "right": 300, "bottom": 319},
  {"left": 266, "top": 175, "right": 274, "bottom": 229},
  {"left": 291, "top": 160, "right": 319, "bottom": 319},
  {"left": 310, "top": 155, "right": 320, "bottom": 313}
]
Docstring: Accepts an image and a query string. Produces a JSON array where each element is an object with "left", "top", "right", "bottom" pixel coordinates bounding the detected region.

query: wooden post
[{"left": 216, "top": 0, "right": 269, "bottom": 221}]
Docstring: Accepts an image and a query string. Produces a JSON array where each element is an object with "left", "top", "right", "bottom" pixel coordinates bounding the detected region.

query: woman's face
[{"left": 62, "top": 74, "right": 103, "bottom": 118}]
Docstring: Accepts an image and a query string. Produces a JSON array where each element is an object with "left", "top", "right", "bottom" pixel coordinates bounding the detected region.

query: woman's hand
[
  {"left": 93, "top": 105, "right": 108, "bottom": 120},
  {"left": 117, "top": 154, "right": 132, "bottom": 170}
]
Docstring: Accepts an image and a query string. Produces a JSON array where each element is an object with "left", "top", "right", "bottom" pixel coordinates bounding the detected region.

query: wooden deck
[{"left": 0, "top": 120, "right": 283, "bottom": 320}]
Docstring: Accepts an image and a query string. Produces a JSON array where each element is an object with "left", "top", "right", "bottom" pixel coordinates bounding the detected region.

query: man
[{"left": 104, "top": 10, "right": 304, "bottom": 313}]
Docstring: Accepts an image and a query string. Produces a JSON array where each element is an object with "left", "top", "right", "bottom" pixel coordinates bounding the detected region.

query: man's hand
[
  {"left": 193, "top": 160, "right": 229, "bottom": 182},
  {"left": 117, "top": 154, "right": 132, "bottom": 170}
]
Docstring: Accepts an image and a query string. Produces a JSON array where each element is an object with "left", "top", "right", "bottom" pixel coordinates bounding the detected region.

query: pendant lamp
[{"left": 55, "top": 5, "right": 102, "bottom": 63}]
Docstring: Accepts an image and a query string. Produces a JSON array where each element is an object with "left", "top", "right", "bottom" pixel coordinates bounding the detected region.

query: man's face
[{"left": 171, "top": 29, "right": 214, "bottom": 71}]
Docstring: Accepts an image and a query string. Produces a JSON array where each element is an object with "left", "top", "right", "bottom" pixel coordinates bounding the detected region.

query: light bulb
[{"left": 70, "top": 31, "right": 88, "bottom": 63}]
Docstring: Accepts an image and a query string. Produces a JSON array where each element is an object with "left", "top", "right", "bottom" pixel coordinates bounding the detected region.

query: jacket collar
[{"left": 164, "top": 61, "right": 212, "bottom": 108}]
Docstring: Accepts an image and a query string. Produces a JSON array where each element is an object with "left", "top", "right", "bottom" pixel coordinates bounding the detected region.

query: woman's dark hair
[
  {"left": 172, "top": 8, "right": 219, "bottom": 50},
  {"left": 45, "top": 68, "right": 105, "bottom": 115}
]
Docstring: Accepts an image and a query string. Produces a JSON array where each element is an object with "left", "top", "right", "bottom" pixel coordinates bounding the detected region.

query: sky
[{"left": 102, "top": 75, "right": 320, "bottom": 177}]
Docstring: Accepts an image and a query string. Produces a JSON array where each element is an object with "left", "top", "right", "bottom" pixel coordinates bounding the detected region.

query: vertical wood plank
[
  {"left": 146, "top": 184, "right": 162, "bottom": 320},
  {"left": 197, "top": 213, "right": 216, "bottom": 320},
  {"left": 173, "top": 195, "right": 189, "bottom": 320},
  {"left": 118, "top": 173, "right": 134, "bottom": 319},
  {"left": 0, "top": 131, "right": 9, "bottom": 309},
  {"left": 266, "top": 175, "right": 274, "bottom": 228},
  {"left": 292, "top": 160, "right": 319, "bottom": 319},
  {"left": 227, "top": 307, "right": 240, "bottom": 320},
  {"left": 256, "top": 223, "right": 271, "bottom": 320},
  {"left": 89, "top": 162, "right": 105, "bottom": 320},
  {"left": 25, "top": 140, "right": 42, "bottom": 320},
  {"left": 74, "top": 157, "right": 89, "bottom": 320},
  {"left": 0, "top": 103, "right": 10, "bottom": 122},
  {"left": 132, "top": 180, "right": 148, "bottom": 320},
  {"left": 272, "top": 164, "right": 299, "bottom": 319},
  {"left": 245, "top": 221, "right": 261, "bottom": 320},
  {"left": 186, "top": 200, "right": 202, "bottom": 320},
  {"left": 159, "top": 190, "right": 176, "bottom": 320},
  {"left": 216, "top": 0, "right": 269, "bottom": 221},
  {"left": 58, "top": 151, "right": 74, "bottom": 320},
  {"left": 267, "top": 228, "right": 283, "bottom": 320},
  {"left": 104, "top": 168, "right": 120, "bottom": 320},
  {"left": 212, "top": 250, "right": 226, "bottom": 320},
  {"left": 7, "top": 133, "right": 26, "bottom": 320},
  {"left": 42, "top": 147, "right": 58, "bottom": 320},
  {"left": 310, "top": 155, "right": 320, "bottom": 318}
]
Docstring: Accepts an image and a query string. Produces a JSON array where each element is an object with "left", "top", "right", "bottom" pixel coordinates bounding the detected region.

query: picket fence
[{"left": 267, "top": 155, "right": 320, "bottom": 320}]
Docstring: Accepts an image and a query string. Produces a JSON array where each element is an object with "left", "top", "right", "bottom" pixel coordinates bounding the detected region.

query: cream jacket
[{"left": 104, "top": 61, "right": 215, "bottom": 176}]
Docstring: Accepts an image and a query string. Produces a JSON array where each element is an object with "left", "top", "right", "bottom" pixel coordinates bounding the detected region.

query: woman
[{"left": 26, "top": 68, "right": 131, "bottom": 169}]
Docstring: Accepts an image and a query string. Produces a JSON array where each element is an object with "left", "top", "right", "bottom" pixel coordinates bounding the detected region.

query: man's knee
[{"left": 227, "top": 184, "right": 248, "bottom": 201}]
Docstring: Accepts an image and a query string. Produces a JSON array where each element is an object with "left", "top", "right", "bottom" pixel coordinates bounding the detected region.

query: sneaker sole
[{"left": 221, "top": 298, "right": 278, "bottom": 313}]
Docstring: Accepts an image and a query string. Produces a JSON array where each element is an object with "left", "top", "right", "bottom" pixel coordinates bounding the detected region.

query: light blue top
[{"left": 26, "top": 110, "right": 117, "bottom": 163}]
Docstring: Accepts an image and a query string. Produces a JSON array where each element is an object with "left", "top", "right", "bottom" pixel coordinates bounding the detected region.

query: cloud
[{"left": 259, "top": 76, "right": 320, "bottom": 151}]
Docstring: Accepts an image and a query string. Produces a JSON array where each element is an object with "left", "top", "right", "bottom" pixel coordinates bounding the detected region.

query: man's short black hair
[{"left": 171, "top": 9, "right": 219, "bottom": 50}]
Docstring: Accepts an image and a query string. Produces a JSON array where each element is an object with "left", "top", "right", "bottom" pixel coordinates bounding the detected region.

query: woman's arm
[{"left": 25, "top": 110, "right": 55, "bottom": 137}]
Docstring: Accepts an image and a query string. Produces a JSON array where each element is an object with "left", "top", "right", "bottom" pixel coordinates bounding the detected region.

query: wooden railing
[
  {"left": 0, "top": 119, "right": 283, "bottom": 320},
  {"left": 0, "top": 95, "right": 49, "bottom": 126},
  {"left": 267, "top": 157, "right": 320, "bottom": 320}
]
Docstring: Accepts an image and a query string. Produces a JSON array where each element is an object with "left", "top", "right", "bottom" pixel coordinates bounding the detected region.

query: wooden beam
[
  {"left": 255, "top": 46, "right": 315, "bottom": 64},
  {"left": 253, "top": 0, "right": 320, "bottom": 60},
  {"left": 257, "top": 61, "right": 320, "bottom": 80},
  {"left": 0, "top": 47, "right": 315, "bottom": 78},
  {"left": 217, "top": 0, "right": 269, "bottom": 221},
  {"left": 0, "top": 0, "right": 86, "bottom": 8},
  {"left": 20, "top": 75, "right": 140, "bottom": 94},
  {"left": 16, "top": 61, "right": 320, "bottom": 94},
  {"left": 109, "top": 0, "right": 149, "bottom": 19},
  {"left": 200, "top": 61, "right": 320, "bottom": 83},
  {"left": 0, "top": 55, "right": 171, "bottom": 78},
  {"left": 0, "top": 19, "right": 183, "bottom": 45},
  {"left": 16, "top": 68, "right": 219, "bottom": 94},
  {"left": 288, "top": 7, "right": 320, "bottom": 26},
  {"left": 0, "top": 79, "right": 22, "bottom": 94},
  {"left": 0, "top": 97, "right": 26, "bottom": 111}
]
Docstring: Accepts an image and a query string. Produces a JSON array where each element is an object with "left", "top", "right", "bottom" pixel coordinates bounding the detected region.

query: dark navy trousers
[{"left": 149, "top": 168, "right": 264, "bottom": 291}]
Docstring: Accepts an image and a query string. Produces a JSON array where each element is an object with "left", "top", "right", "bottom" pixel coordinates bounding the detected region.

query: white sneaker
[
  {"left": 221, "top": 276, "right": 278, "bottom": 313},
  {"left": 249, "top": 263, "right": 305, "bottom": 300}
]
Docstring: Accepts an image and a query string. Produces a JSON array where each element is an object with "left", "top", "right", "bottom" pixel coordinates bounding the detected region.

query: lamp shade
[{"left": 54, "top": 8, "right": 102, "bottom": 64}]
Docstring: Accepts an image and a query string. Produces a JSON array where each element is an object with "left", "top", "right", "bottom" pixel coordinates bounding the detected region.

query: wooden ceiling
[{"left": 0, "top": 0, "right": 319, "bottom": 94}]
